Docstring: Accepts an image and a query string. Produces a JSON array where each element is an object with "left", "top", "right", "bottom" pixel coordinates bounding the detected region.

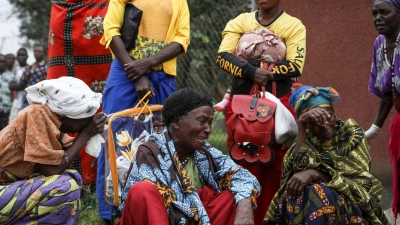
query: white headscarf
[{"left": 26, "top": 77, "right": 102, "bottom": 119}]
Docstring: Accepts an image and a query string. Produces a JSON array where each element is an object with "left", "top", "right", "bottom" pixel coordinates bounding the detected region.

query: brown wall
[{"left": 280, "top": 1, "right": 395, "bottom": 209}]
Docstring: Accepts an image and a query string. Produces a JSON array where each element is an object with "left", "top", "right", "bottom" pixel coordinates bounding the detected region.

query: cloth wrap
[
  {"left": 26, "top": 76, "right": 102, "bottom": 119},
  {"left": 289, "top": 84, "right": 340, "bottom": 117},
  {"left": 374, "top": 0, "right": 400, "bottom": 13}
]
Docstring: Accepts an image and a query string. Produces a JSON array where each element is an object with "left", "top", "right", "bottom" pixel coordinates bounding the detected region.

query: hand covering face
[
  {"left": 26, "top": 76, "right": 102, "bottom": 119},
  {"left": 289, "top": 84, "right": 340, "bottom": 118}
]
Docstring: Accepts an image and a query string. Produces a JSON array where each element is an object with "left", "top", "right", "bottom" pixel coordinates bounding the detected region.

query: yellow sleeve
[
  {"left": 218, "top": 14, "right": 246, "bottom": 53},
  {"left": 284, "top": 22, "right": 306, "bottom": 73},
  {"left": 100, "top": 0, "right": 129, "bottom": 48},
  {"left": 170, "top": 0, "right": 190, "bottom": 54}
]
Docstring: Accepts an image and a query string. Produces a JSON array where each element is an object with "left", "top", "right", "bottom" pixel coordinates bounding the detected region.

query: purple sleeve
[{"left": 368, "top": 36, "right": 393, "bottom": 103}]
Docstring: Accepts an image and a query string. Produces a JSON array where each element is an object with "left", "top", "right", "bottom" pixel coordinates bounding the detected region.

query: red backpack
[{"left": 227, "top": 82, "right": 277, "bottom": 165}]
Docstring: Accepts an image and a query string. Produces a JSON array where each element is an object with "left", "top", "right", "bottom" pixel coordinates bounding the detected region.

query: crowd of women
[{"left": 1, "top": 0, "right": 400, "bottom": 224}]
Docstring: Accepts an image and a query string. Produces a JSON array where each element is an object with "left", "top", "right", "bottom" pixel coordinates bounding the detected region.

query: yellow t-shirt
[
  {"left": 100, "top": 0, "right": 190, "bottom": 76},
  {"left": 218, "top": 11, "right": 306, "bottom": 73}
]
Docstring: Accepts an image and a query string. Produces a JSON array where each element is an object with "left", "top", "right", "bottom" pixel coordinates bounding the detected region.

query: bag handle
[
  {"left": 133, "top": 91, "right": 153, "bottom": 121},
  {"left": 250, "top": 62, "right": 276, "bottom": 97}
]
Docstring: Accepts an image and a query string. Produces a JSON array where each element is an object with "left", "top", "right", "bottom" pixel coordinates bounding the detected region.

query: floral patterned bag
[{"left": 103, "top": 99, "right": 164, "bottom": 206}]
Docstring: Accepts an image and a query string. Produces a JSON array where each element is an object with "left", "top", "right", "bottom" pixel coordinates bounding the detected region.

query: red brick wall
[{"left": 280, "top": 1, "right": 395, "bottom": 208}]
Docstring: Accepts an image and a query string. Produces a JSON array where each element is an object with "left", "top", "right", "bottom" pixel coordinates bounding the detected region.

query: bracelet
[{"left": 64, "top": 151, "right": 69, "bottom": 163}]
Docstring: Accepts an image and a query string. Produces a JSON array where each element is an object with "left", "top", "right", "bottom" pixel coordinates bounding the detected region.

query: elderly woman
[
  {"left": 116, "top": 88, "right": 261, "bottom": 225},
  {"left": 264, "top": 85, "right": 388, "bottom": 224},
  {"left": 0, "top": 77, "right": 107, "bottom": 224},
  {"left": 365, "top": 0, "right": 400, "bottom": 218}
]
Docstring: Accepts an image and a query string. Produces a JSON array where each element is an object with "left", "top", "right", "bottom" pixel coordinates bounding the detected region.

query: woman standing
[
  {"left": 365, "top": 0, "right": 400, "bottom": 218},
  {"left": 97, "top": 0, "right": 190, "bottom": 223},
  {"left": 216, "top": 0, "right": 306, "bottom": 223}
]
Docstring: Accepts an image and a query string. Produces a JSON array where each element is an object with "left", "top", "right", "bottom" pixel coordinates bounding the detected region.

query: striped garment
[{"left": 264, "top": 118, "right": 388, "bottom": 225}]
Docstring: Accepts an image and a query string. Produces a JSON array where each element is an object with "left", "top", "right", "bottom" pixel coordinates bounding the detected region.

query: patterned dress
[
  {"left": 121, "top": 129, "right": 261, "bottom": 225},
  {"left": 0, "top": 105, "right": 81, "bottom": 224},
  {"left": 264, "top": 119, "right": 388, "bottom": 225}
]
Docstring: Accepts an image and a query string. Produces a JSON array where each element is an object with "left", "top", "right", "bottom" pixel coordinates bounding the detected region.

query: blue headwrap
[
  {"left": 374, "top": 0, "right": 400, "bottom": 13},
  {"left": 289, "top": 85, "right": 340, "bottom": 118}
]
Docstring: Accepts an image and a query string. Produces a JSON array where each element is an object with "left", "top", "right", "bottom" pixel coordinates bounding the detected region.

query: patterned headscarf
[
  {"left": 26, "top": 76, "right": 102, "bottom": 119},
  {"left": 374, "top": 0, "right": 400, "bottom": 13},
  {"left": 289, "top": 84, "right": 340, "bottom": 118}
]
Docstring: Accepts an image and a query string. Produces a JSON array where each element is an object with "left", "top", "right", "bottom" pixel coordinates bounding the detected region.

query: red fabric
[
  {"left": 197, "top": 185, "right": 236, "bottom": 225},
  {"left": 116, "top": 182, "right": 169, "bottom": 225},
  {"left": 236, "top": 148, "right": 285, "bottom": 225},
  {"left": 226, "top": 92, "right": 295, "bottom": 225},
  {"left": 389, "top": 113, "right": 400, "bottom": 218},
  {"left": 47, "top": 0, "right": 111, "bottom": 84},
  {"left": 47, "top": 1, "right": 111, "bottom": 184},
  {"left": 116, "top": 182, "right": 237, "bottom": 225}
]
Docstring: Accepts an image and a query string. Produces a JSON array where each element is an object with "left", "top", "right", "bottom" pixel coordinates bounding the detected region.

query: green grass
[
  {"left": 208, "top": 111, "right": 228, "bottom": 154},
  {"left": 78, "top": 185, "right": 103, "bottom": 225}
]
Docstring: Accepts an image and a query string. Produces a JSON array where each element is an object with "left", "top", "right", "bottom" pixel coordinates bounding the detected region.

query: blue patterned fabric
[
  {"left": 120, "top": 129, "right": 261, "bottom": 224},
  {"left": 289, "top": 85, "right": 340, "bottom": 117}
]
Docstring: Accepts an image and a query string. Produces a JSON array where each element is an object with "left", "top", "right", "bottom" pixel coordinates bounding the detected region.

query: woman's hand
[
  {"left": 286, "top": 169, "right": 331, "bottom": 199},
  {"left": 124, "top": 58, "right": 153, "bottom": 80},
  {"left": 298, "top": 107, "right": 331, "bottom": 126},
  {"left": 59, "top": 133, "right": 75, "bottom": 149},
  {"left": 134, "top": 76, "right": 155, "bottom": 102},
  {"left": 286, "top": 169, "right": 316, "bottom": 199},
  {"left": 80, "top": 113, "right": 107, "bottom": 139},
  {"left": 234, "top": 199, "right": 254, "bottom": 225},
  {"left": 253, "top": 68, "right": 274, "bottom": 86}
]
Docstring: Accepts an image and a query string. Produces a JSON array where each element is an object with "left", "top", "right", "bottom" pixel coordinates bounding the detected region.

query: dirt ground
[{"left": 281, "top": 1, "right": 395, "bottom": 209}]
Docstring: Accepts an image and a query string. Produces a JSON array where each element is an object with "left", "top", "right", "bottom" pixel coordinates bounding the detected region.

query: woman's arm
[
  {"left": 286, "top": 169, "right": 331, "bottom": 199},
  {"left": 294, "top": 108, "right": 332, "bottom": 155},
  {"left": 372, "top": 99, "right": 392, "bottom": 127},
  {"left": 123, "top": 42, "right": 183, "bottom": 80},
  {"left": 365, "top": 99, "right": 392, "bottom": 140},
  {"left": 234, "top": 199, "right": 254, "bottom": 225},
  {"left": 38, "top": 113, "right": 107, "bottom": 176}
]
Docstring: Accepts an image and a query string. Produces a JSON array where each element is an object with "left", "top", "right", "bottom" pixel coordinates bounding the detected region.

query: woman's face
[
  {"left": 372, "top": 1, "right": 400, "bottom": 35},
  {"left": 306, "top": 108, "right": 336, "bottom": 141},
  {"left": 173, "top": 106, "right": 213, "bottom": 151},
  {"left": 59, "top": 116, "right": 92, "bottom": 134},
  {"left": 255, "top": 0, "right": 280, "bottom": 11}
]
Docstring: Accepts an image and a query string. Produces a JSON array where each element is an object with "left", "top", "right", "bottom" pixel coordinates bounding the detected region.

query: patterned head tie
[
  {"left": 26, "top": 76, "right": 102, "bottom": 119},
  {"left": 374, "top": 0, "right": 400, "bottom": 13},
  {"left": 289, "top": 83, "right": 340, "bottom": 118}
]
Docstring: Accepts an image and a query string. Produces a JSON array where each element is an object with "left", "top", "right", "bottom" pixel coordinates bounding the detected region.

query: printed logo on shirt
[
  {"left": 293, "top": 46, "right": 305, "bottom": 70},
  {"left": 272, "top": 62, "right": 297, "bottom": 75},
  {"left": 216, "top": 55, "right": 242, "bottom": 77}
]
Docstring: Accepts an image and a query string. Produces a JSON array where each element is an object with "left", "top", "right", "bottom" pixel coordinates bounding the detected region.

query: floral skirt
[
  {"left": 279, "top": 183, "right": 366, "bottom": 225},
  {"left": 0, "top": 169, "right": 82, "bottom": 225}
]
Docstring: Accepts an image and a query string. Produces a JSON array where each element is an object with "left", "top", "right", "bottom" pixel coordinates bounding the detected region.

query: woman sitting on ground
[
  {"left": 117, "top": 88, "right": 261, "bottom": 225},
  {"left": 264, "top": 84, "right": 388, "bottom": 224},
  {"left": 0, "top": 77, "right": 107, "bottom": 225}
]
